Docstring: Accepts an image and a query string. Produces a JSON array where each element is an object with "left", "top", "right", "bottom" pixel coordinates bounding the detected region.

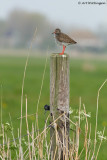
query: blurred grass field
[{"left": 0, "top": 52, "right": 107, "bottom": 159}]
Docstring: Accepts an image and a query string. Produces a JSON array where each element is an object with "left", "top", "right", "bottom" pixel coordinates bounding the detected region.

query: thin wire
[
  {"left": 0, "top": 123, "right": 51, "bottom": 146},
  {"left": 0, "top": 113, "right": 69, "bottom": 146}
]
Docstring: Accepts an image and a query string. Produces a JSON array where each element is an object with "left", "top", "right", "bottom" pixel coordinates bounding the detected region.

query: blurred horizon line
[{"left": 0, "top": 9, "right": 107, "bottom": 53}]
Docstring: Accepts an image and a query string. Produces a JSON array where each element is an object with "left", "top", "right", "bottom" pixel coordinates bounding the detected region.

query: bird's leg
[{"left": 59, "top": 45, "right": 66, "bottom": 55}]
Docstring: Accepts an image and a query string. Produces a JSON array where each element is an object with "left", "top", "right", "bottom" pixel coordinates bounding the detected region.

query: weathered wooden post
[{"left": 50, "top": 53, "right": 69, "bottom": 160}]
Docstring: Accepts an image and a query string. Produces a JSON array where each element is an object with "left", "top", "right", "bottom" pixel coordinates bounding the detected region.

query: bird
[{"left": 52, "top": 28, "right": 77, "bottom": 55}]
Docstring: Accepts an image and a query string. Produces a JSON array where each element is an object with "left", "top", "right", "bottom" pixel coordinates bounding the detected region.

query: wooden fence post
[{"left": 50, "top": 53, "right": 70, "bottom": 160}]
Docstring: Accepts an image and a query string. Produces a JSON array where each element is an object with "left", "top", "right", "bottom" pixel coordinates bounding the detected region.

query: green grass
[{"left": 0, "top": 54, "right": 107, "bottom": 159}]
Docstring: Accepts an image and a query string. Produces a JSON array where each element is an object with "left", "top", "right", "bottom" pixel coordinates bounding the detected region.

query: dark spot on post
[{"left": 44, "top": 104, "right": 50, "bottom": 111}]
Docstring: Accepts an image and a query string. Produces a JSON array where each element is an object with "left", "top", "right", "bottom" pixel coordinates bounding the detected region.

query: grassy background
[{"left": 0, "top": 52, "right": 107, "bottom": 159}]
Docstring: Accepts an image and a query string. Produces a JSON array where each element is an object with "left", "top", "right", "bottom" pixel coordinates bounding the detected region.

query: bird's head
[{"left": 52, "top": 28, "right": 61, "bottom": 34}]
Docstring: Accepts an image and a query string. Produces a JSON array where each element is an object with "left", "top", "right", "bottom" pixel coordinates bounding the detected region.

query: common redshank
[{"left": 52, "top": 28, "right": 77, "bottom": 55}]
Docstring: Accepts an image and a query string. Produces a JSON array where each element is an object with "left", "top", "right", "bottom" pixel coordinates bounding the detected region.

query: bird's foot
[
  {"left": 59, "top": 45, "right": 66, "bottom": 55},
  {"left": 59, "top": 52, "right": 64, "bottom": 55}
]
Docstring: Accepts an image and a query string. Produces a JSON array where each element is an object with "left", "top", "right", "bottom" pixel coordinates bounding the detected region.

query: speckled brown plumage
[
  {"left": 52, "top": 28, "right": 77, "bottom": 55},
  {"left": 53, "top": 28, "right": 76, "bottom": 45},
  {"left": 56, "top": 31, "right": 76, "bottom": 44}
]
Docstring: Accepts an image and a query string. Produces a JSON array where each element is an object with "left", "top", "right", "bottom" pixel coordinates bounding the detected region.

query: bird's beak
[{"left": 52, "top": 32, "right": 55, "bottom": 34}]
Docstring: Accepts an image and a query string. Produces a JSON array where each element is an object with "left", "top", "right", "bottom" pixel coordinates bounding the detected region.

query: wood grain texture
[{"left": 50, "top": 53, "right": 70, "bottom": 160}]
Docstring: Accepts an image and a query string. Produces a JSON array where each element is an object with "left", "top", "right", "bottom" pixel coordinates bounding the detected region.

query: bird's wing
[{"left": 60, "top": 33, "right": 77, "bottom": 44}]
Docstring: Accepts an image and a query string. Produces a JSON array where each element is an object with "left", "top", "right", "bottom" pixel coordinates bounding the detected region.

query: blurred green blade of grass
[{"left": 0, "top": 53, "right": 107, "bottom": 159}]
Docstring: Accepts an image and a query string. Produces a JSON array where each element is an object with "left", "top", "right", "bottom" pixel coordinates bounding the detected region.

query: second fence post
[{"left": 50, "top": 53, "right": 70, "bottom": 160}]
